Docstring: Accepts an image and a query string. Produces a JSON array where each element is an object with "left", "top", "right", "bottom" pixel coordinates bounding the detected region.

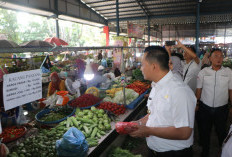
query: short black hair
[
  {"left": 144, "top": 46, "right": 169, "bottom": 71},
  {"left": 185, "top": 45, "right": 196, "bottom": 54},
  {"left": 210, "top": 48, "right": 222, "bottom": 57}
]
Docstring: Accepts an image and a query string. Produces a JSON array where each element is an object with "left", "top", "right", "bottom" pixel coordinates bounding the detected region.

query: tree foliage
[
  {"left": 0, "top": 8, "right": 20, "bottom": 43},
  {"left": 0, "top": 8, "right": 105, "bottom": 46}
]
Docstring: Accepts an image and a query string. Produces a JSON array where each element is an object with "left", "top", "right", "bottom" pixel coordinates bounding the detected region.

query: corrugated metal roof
[
  {"left": 82, "top": 0, "right": 232, "bottom": 24},
  {"left": 81, "top": 0, "right": 232, "bottom": 38}
]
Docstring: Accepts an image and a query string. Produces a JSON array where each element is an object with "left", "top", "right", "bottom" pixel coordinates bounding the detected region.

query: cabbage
[
  {"left": 113, "top": 88, "right": 139, "bottom": 105},
  {"left": 103, "top": 97, "right": 113, "bottom": 102}
]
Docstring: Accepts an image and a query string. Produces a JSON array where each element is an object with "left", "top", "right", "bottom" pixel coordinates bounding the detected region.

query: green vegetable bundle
[
  {"left": 132, "top": 69, "right": 144, "bottom": 81},
  {"left": 109, "top": 147, "right": 142, "bottom": 157},
  {"left": 223, "top": 60, "right": 232, "bottom": 69},
  {"left": 39, "top": 107, "right": 73, "bottom": 122},
  {"left": 50, "top": 66, "right": 61, "bottom": 73}
]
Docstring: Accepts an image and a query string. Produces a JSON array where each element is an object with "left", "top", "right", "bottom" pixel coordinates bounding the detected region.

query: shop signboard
[
  {"left": 3, "top": 69, "right": 42, "bottom": 110},
  {"left": 112, "top": 36, "right": 125, "bottom": 46},
  {"left": 127, "top": 22, "right": 144, "bottom": 39},
  {"left": 113, "top": 48, "right": 122, "bottom": 68}
]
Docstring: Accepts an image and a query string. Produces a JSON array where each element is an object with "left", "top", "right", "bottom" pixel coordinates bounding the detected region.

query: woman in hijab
[
  {"left": 41, "top": 56, "right": 53, "bottom": 73},
  {"left": 47, "top": 72, "right": 66, "bottom": 97},
  {"left": 75, "top": 59, "right": 86, "bottom": 79}
]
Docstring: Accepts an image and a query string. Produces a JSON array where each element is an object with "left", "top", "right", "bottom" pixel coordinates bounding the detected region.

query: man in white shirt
[
  {"left": 176, "top": 41, "right": 201, "bottom": 93},
  {"left": 196, "top": 49, "right": 232, "bottom": 157},
  {"left": 128, "top": 46, "right": 196, "bottom": 157}
]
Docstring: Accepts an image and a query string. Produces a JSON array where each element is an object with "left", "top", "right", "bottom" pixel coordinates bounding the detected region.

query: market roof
[
  {"left": 81, "top": 0, "right": 232, "bottom": 25},
  {"left": 0, "top": 0, "right": 232, "bottom": 38}
]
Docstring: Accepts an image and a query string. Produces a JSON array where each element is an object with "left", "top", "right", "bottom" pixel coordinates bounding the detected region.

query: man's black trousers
[{"left": 197, "top": 102, "right": 228, "bottom": 157}]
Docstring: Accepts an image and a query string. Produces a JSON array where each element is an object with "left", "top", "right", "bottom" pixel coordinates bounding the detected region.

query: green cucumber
[
  {"left": 91, "top": 127, "right": 98, "bottom": 138},
  {"left": 76, "top": 117, "right": 94, "bottom": 124},
  {"left": 96, "top": 132, "right": 102, "bottom": 138}
]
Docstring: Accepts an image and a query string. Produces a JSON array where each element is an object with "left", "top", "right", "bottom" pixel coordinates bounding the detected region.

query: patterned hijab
[{"left": 49, "top": 72, "right": 61, "bottom": 95}]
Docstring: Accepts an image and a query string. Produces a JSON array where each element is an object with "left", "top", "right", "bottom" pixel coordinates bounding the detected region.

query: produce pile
[
  {"left": 133, "top": 81, "right": 151, "bottom": 89},
  {"left": 50, "top": 66, "right": 61, "bottom": 73},
  {"left": 103, "top": 88, "right": 139, "bottom": 105},
  {"left": 8, "top": 124, "right": 68, "bottom": 157},
  {"left": 223, "top": 60, "right": 232, "bottom": 69},
  {"left": 0, "top": 126, "right": 26, "bottom": 143},
  {"left": 8, "top": 107, "right": 112, "bottom": 157},
  {"left": 57, "top": 60, "right": 72, "bottom": 68},
  {"left": 39, "top": 107, "right": 74, "bottom": 122},
  {"left": 73, "top": 107, "right": 112, "bottom": 147},
  {"left": 97, "top": 102, "right": 126, "bottom": 115},
  {"left": 132, "top": 69, "right": 144, "bottom": 81},
  {"left": 106, "top": 87, "right": 123, "bottom": 97},
  {"left": 109, "top": 147, "right": 142, "bottom": 157},
  {"left": 126, "top": 81, "right": 150, "bottom": 95},
  {"left": 69, "top": 94, "right": 101, "bottom": 108}
]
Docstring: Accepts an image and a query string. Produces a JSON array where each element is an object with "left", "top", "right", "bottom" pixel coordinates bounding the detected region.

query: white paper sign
[{"left": 3, "top": 69, "right": 42, "bottom": 111}]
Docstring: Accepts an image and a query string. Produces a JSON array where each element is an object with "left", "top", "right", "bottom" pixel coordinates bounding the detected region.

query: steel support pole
[
  {"left": 55, "top": 0, "right": 60, "bottom": 38},
  {"left": 147, "top": 17, "right": 150, "bottom": 46},
  {"left": 224, "top": 23, "right": 227, "bottom": 50},
  {"left": 195, "top": 0, "right": 200, "bottom": 55},
  {"left": 116, "top": 0, "right": 120, "bottom": 36},
  {"left": 56, "top": 18, "right": 60, "bottom": 38},
  {"left": 121, "top": 47, "right": 126, "bottom": 105},
  {"left": 161, "top": 25, "right": 163, "bottom": 45}
]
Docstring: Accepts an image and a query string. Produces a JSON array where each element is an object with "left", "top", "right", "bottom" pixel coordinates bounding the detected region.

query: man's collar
[
  {"left": 151, "top": 71, "right": 173, "bottom": 88},
  {"left": 210, "top": 66, "right": 223, "bottom": 71}
]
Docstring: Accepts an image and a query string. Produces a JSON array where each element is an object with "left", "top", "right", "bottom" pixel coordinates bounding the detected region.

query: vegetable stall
[{"left": 0, "top": 46, "right": 149, "bottom": 157}]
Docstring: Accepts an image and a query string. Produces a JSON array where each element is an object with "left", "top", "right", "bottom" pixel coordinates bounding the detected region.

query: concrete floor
[{"left": 193, "top": 125, "right": 221, "bottom": 157}]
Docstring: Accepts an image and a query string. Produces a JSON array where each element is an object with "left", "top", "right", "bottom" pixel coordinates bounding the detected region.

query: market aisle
[
  {"left": 123, "top": 122, "right": 223, "bottom": 157},
  {"left": 193, "top": 124, "right": 220, "bottom": 157}
]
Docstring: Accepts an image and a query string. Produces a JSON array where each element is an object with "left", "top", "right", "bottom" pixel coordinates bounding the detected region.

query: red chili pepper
[{"left": 69, "top": 94, "right": 101, "bottom": 108}]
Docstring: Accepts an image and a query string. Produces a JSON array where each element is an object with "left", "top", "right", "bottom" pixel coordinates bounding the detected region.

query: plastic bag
[
  {"left": 115, "top": 122, "right": 138, "bottom": 134},
  {"left": 41, "top": 66, "right": 50, "bottom": 73},
  {"left": 43, "top": 92, "right": 58, "bottom": 108},
  {"left": 56, "top": 127, "right": 88, "bottom": 157},
  {"left": 16, "top": 106, "right": 28, "bottom": 125},
  {"left": 56, "top": 91, "right": 69, "bottom": 106}
]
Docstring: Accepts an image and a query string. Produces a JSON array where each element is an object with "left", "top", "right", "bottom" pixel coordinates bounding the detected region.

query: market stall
[{"left": 0, "top": 46, "right": 149, "bottom": 157}]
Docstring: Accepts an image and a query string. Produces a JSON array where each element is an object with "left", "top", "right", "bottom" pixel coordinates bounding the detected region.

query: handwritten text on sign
[{"left": 3, "top": 69, "right": 42, "bottom": 111}]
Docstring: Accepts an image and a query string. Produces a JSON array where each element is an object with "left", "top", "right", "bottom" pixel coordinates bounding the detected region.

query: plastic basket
[
  {"left": 125, "top": 90, "right": 149, "bottom": 109},
  {"left": 35, "top": 108, "right": 75, "bottom": 125},
  {"left": 1, "top": 126, "right": 27, "bottom": 143}
]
